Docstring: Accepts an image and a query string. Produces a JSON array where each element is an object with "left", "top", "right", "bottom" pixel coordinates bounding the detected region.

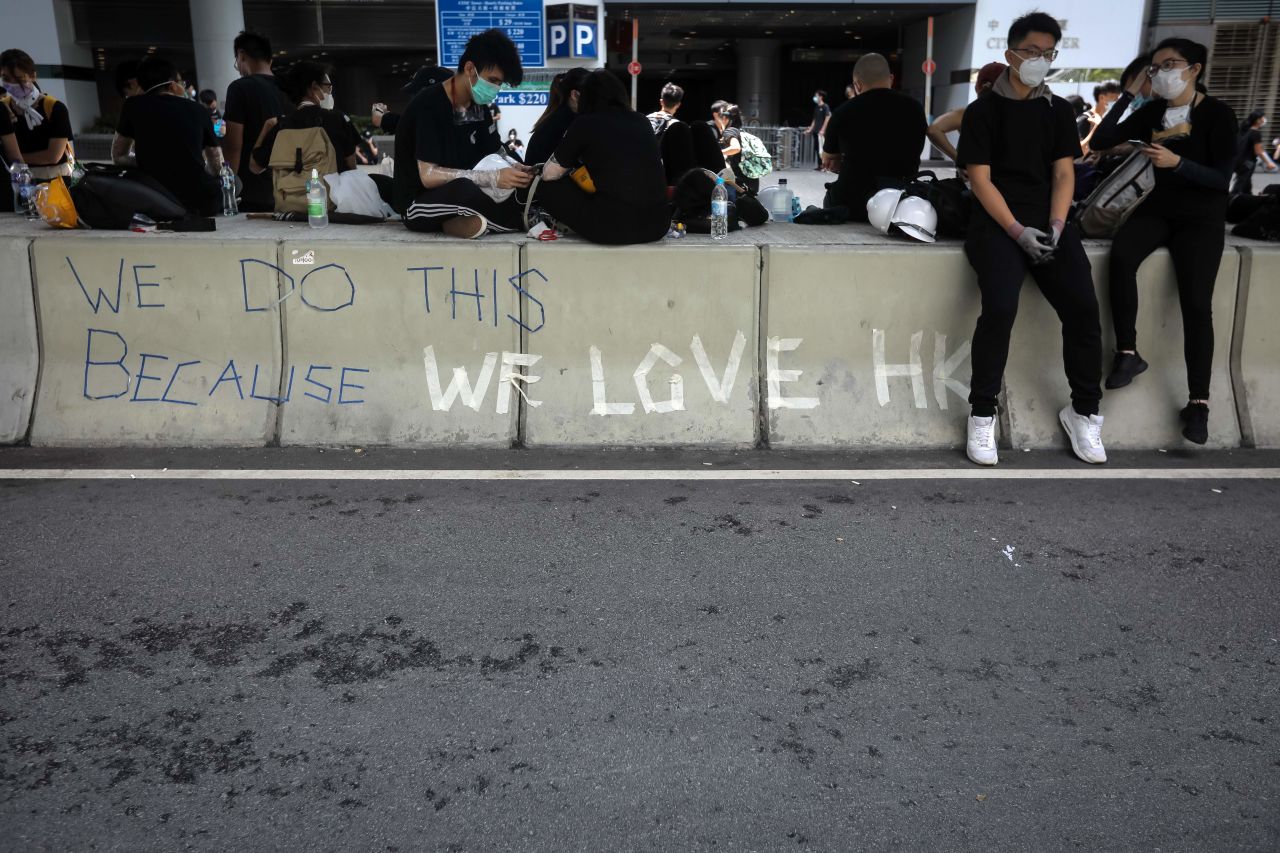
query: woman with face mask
[
  {"left": 1089, "top": 38, "right": 1238, "bottom": 445},
  {"left": 525, "top": 67, "right": 588, "bottom": 167},
  {"left": 0, "top": 49, "right": 74, "bottom": 182},
  {"left": 250, "top": 61, "right": 360, "bottom": 179},
  {"left": 1232, "top": 111, "right": 1278, "bottom": 196}
]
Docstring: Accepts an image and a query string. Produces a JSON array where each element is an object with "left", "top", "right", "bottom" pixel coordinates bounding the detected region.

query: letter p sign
[
  {"left": 573, "top": 23, "right": 597, "bottom": 58},
  {"left": 548, "top": 23, "right": 570, "bottom": 58}
]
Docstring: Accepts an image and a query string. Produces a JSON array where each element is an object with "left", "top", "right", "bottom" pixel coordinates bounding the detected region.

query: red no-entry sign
[
  {"left": 922, "top": 59, "right": 937, "bottom": 76},
  {"left": 628, "top": 60, "right": 642, "bottom": 77}
]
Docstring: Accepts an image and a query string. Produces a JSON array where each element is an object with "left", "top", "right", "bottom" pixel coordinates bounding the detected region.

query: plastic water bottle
[
  {"left": 213, "top": 117, "right": 226, "bottom": 138},
  {"left": 68, "top": 158, "right": 85, "bottom": 188},
  {"left": 307, "top": 168, "right": 328, "bottom": 229},
  {"left": 11, "top": 163, "right": 34, "bottom": 218},
  {"left": 220, "top": 163, "right": 238, "bottom": 216},
  {"left": 769, "top": 178, "right": 794, "bottom": 222},
  {"left": 791, "top": 193, "right": 802, "bottom": 221},
  {"left": 710, "top": 176, "right": 728, "bottom": 240}
]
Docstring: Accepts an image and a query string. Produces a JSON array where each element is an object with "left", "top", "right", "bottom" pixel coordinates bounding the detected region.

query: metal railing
[{"left": 743, "top": 126, "right": 819, "bottom": 170}]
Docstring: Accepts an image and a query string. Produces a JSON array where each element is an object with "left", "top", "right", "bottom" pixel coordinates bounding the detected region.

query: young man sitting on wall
[{"left": 391, "top": 28, "right": 533, "bottom": 238}]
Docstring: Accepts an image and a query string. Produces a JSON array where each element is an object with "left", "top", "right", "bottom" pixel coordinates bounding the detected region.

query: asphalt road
[{"left": 1, "top": 449, "right": 1278, "bottom": 852}]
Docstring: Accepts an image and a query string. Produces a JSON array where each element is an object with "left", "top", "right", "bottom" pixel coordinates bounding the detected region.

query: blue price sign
[
  {"left": 437, "top": 0, "right": 545, "bottom": 69},
  {"left": 496, "top": 90, "right": 550, "bottom": 107}
]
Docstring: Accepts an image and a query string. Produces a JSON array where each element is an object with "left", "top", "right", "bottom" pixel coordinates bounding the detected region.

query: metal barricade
[{"left": 743, "top": 126, "right": 814, "bottom": 170}]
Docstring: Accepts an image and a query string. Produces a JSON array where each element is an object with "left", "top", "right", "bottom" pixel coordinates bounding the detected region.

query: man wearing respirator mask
[
  {"left": 955, "top": 12, "right": 1107, "bottom": 467},
  {"left": 391, "top": 28, "right": 533, "bottom": 238}
]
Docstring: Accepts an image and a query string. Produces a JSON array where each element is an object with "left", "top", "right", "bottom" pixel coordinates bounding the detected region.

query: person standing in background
[
  {"left": 1231, "top": 110, "right": 1278, "bottom": 195},
  {"left": 805, "top": 89, "right": 831, "bottom": 170},
  {"left": 222, "top": 31, "right": 289, "bottom": 212}
]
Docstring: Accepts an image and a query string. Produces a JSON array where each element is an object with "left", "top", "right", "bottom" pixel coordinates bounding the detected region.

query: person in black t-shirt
[
  {"left": 1231, "top": 111, "right": 1277, "bottom": 195},
  {"left": 821, "top": 53, "right": 927, "bottom": 218},
  {"left": 956, "top": 12, "right": 1105, "bottom": 466},
  {"left": 0, "top": 49, "right": 74, "bottom": 180},
  {"left": 223, "top": 31, "right": 290, "bottom": 212},
  {"left": 526, "top": 68, "right": 588, "bottom": 167},
  {"left": 0, "top": 101, "right": 18, "bottom": 213},
  {"left": 392, "top": 29, "right": 531, "bottom": 238},
  {"left": 805, "top": 90, "right": 831, "bottom": 169},
  {"left": 113, "top": 57, "right": 222, "bottom": 216},
  {"left": 1091, "top": 38, "right": 1240, "bottom": 444},
  {"left": 712, "top": 102, "right": 756, "bottom": 194},
  {"left": 537, "top": 69, "right": 669, "bottom": 245},
  {"left": 249, "top": 62, "right": 359, "bottom": 178}
]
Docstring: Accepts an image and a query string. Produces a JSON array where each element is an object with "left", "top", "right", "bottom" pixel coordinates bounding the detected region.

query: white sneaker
[
  {"left": 1058, "top": 405, "right": 1107, "bottom": 464},
  {"left": 966, "top": 415, "right": 998, "bottom": 466}
]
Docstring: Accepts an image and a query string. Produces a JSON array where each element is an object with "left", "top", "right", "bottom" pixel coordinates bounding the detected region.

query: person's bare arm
[
  {"left": 721, "top": 139, "right": 742, "bottom": 157},
  {"left": 967, "top": 164, "right": 1017, "bottom": 233},
  {"left": 1049, "top": 156, "right": 1074, "bottom": 232},
  {"left": 819, "top": 113, "right": 830, "bottom": 136},
  {"left": 223, "top": 121, "right": 244, "bottom": 173},
  {"left": 342, "top": 153, "right": 357, "bottom": 171},
  {"left": 24, "top": 137, "right": 69, "bottom": 167},
  {"left": 926, "top": 108, "right": 963, "bottom": 161},
  {"left": 1, "top": 133, "right": 20, "bottom": 164},
  {"left": 203, "top": 145, "right": 224, "bottom": 175},
  {"left": 1255, "top": 141, "right": 1278, "bottom": 171},
  {"left": 247, "top": 117, "right": 278, "bottom": 175},
  {"left": 820, "top": 152, "right": 841, "bottom": 173},
  {"left": 111, "top": 134, "right": 136, "bottom": 166},
  {"left": 416, "top": 160, "right": 532, "bottom": 190},
  {"left": 542, "top": 157, "right": 568, "bottom": 181}
]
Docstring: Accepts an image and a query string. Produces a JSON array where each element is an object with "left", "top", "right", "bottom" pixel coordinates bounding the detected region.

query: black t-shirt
[
  {"left": 958, "top": 92, "right": 1080, "bottom": 227},
  {"left": 823, "top": 88, "right": 928, "bottom": 209},
  {"left": 1238, "top": 127, "right": 1261, "bottom": 166},
  {"left": 392, "top": 83, "right": 500, "bottom": 213},
  {"left": 551, "top": 111, "right": 666, "bottom": 208},
  {"left": 526, "top": 105, "right": 575, "bottom": 166},
  {"left": 3, "top": 93, "right": 73, "bottom": 162},
  {"left": 0, "top": 103, "right": 12, "bottom": 211},
  {"left": 0, "top": 102, "right": 14, "bottom": 138},
  {"left": 117, "top": 92, "right": 219, "bottom": 211},
  {"left": 223, "top": 74, "right": 290, "bottom": 209},
  {"left": 251, "top": 104, "right": 359, "bottom": 171},
  {"left": 812, "top": 101, "right": 831, "bottom": 129},
  {"left": 719, "top": 125, "right": 744, "bottom": 177}
]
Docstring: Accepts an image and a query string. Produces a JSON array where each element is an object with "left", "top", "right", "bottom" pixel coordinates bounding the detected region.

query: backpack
[
  {"left": 738, "top": 131, "right": 773, "bottom": 179},
  {"left": 1075, "top": 148, "right": 1155, "bottom": 237},
  {"left": 68, "top": 165, "right": 188, "bottom": 230},
  {"left": 902, "top": 170, "right": 970, "bottom": 238},
  {"left": 268, "top": 125, "right": 337, "bottom": 214}
]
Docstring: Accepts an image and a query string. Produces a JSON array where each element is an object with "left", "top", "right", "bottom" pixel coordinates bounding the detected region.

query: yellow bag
[
  {"left": 569, "top": 165, "right": 596, "bottom": 194},
  {"left": 34, "top": 177, "right": 78, "bottom": 229}
]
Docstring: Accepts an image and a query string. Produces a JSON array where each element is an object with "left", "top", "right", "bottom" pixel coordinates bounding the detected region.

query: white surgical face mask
[
  {"left": 319, "top": 92, "right": 334, "bottom": 110},
  {"left": 1151, "top": 67, "right": 1189, "bottom": 100},
  {"left": 1016, "top": 56, "right": 1051, "bottom": 87}
]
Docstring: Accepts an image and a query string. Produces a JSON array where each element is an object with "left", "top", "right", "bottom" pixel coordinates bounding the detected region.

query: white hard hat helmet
[
  {"left": 866, "top": 188, "right": 904, "bottom": 234},
  {"left": 890, "top": 195, "right": 938, "bottom": 243}
]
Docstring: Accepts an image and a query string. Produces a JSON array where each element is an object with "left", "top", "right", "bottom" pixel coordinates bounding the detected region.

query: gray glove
[{"left": 1014, "top": 225, "right": 1056, "bottom": 265}]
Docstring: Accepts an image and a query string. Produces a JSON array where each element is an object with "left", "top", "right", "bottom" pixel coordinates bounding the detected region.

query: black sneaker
[
  {"left": 1105, "top": 352, "right": 1149, "bottom": 389},
  {"left": 1180, "top": 402, "right": 1209, "bottom": 445}
]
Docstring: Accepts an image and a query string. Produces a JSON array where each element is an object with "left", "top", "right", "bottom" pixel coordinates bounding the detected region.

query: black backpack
[
  {"left": 68, "top": 164, "right": 189, "bottom": 230},
  {"left": 902, "top": 170, "right": 970, "bottom": 238}
]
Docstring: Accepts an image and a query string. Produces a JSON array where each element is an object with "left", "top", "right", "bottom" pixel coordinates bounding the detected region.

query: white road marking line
[{"left": 0, "top": 468, "right": 1277, "bottom": 481}]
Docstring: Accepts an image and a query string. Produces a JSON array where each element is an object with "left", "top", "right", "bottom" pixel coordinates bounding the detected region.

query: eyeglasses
[
  {"left": 1146, "top": 59, "right": 1189, "bottom": 76},
  {"left": 320, "top": 80, "right": 334, "bottom": 91},
  {"left": 1010, "top": 47, "right": 1059, "bottom": 62}
]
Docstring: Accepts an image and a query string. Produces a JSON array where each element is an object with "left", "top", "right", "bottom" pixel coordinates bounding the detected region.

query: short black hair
[
  {"left": 234, "top": 31, "right": 273, "bottom": 62},
  {"left": 1153, "top": 37, "right": 1209, "bottom": 93},
  {"left": 1093, "top": 80, "right": 1121, "bottom": 100},
  {"left": 1120, "top": 53, "right": 1150, "bottom": 89},
  {"left": 284, "top": 61, "right": 330, "bottom": 103},
  {"left": 1008, "top": 12, "right": 1061, "bottom": 49},
  {"left": 660, "top": 82, "right": 684, "bottom": 107},
  {"left": 198, "top": 88, "right": 217, "bottom": 105},
  {"left": 814, "top": 89, "right": 827, "bottom": 99},
  {"left": 136, "top": 56, "right": 179, "bottom": 92},
  {"left": 1064, "top": 94, "right": 1086, "bottom": 116},
  {"left": 115, "top": 60, "right": 140, "bottom": 96},
  {"left": 577, "top": 69, "right": 630, "bottom": 114},
  {"left": 458, "top": 28, "right": 523, "bottom": 87}
]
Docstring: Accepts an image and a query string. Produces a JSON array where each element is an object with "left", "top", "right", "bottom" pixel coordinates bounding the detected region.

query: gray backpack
[{"left": 1076, "top": 148, "right": 1155, "bottom": 237}]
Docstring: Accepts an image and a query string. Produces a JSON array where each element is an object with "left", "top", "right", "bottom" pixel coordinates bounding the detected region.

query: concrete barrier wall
[
  {"left": 763, "top": 245, "right": 981, "bottom": 448},
  {"left": 29, "top": 238, "right": 283, "bottom": 446},
  {"left": 0, "top": 238, "right": 37, "bottom": 443},
  {"left": 6, "top": 225, "right": 1278, "bottom": 452},
  {"left": 522, "top": 243, "right": 759, "bottom": 447},
  {"left": 1236, "top": 248, "right": 1280, "bottom": 448},
  {"left": 276, "top": 243, "right": 521, "bottom": 447},
  {"left": 1006, "top": 246, "right": 1243, "bottom": 450}
]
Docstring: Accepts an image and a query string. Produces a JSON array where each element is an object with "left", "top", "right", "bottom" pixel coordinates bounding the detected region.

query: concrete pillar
[
  {"left": 736, "top": 39, "right": 780, "bottom": 126},
  {"left": 8, "top": 0, "right": 96, "bottom": 133},
  {"left": 189, "top": 0, "right": 245, "bottom": 105}
]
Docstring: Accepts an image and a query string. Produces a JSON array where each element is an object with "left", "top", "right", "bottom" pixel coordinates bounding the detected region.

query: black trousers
[
  {"left": 965, "top": 222, "right": 1102, "bottom": 417},
  {"left": 1107, "top": 208, "right": 1225, "bottom": 400},
  {"left": 402, "top": 178, "right": 522, "bottom": 233},
  {"left": 1230, "top": 160, "right": 1255, "bottom": 196},
  {"left": 537, "top": 180, "right": 670, "bottom": 245}
]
